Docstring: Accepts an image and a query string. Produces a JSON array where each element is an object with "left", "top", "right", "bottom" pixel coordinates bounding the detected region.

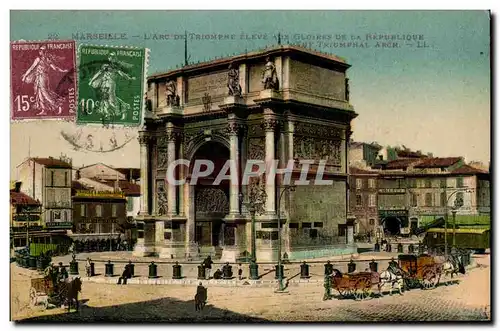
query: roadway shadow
[{"left": 15, "top": 296, "right": 270, "bottom": 323}]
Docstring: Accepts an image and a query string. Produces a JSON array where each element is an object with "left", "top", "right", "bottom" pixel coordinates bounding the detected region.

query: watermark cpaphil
[
  {"left": 165, "top": 159, "right": 335, "bottom": 186},
  {"left": 11, "top": 40, "right": 76, "bottom": 119}
]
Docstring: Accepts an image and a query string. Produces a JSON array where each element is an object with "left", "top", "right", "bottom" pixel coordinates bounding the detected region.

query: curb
[{"left": 79, "top": 276, "right": 322, "bottom": 287}]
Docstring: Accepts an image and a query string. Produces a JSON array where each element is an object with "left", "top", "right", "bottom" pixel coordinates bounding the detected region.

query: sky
[{"left": 9, "top": 10, "right": 491, "bottom": 177}]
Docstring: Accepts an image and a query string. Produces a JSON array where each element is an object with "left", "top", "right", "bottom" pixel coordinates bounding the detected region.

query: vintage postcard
[
  {"left": 10, "top": 40, "right": 77, "bottom": 120},
  {"left": 9, "top": 10, "right": 491, "bottom": 323}
]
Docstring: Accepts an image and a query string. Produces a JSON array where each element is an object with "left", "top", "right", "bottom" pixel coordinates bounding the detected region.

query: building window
[
  {"left": 356, "top": 178, "right": 363, "bottom": 189},
  {"left": 411, "top": 193, "right": 418, "bottom": 207},
  {"left": 64, "top": 172, "right": 68, "bottom": 187},
  {"left": 80, "top": 204, "right": 86, "bottom": 217},
  {"left": 368, "top": 194, "right": 376, "bottom": 207},
  {"left": 50, "top": 171, "right": 54, "bottom": 186},
  {"left": 440, "top": 178, "right": 447, "bottom": 188},
  {"left": 369, "top": 219, "right": 376, "bottom": 226},
  {"left": 96, "top": 204, "right": 103, "bottom": 217},
  {"left": 112, "top": 204, "right": 117, "bottom": 217},
  {"left": 425, "top": 193, "right": 433, "bottom": 207},
  {"left": 289, "top": 223, "right": 299, "bottom": 229},
  {"left": 52, "top": 210, "right": 61, "bottom": 221},
  {"left": 455, "top": 192, "right": 464, "bottom": 207},
  {"left": 356, "top": 194, "right": 362, "bottom": 206},
  {"left": 127, "top": 197, "right": 134, "bottom": 212},
  {"left": 302, "top": 222, "right": 312, "bottom": 228},
  {"left": 425, "top": 179, "right": 432, "bottom": 188},
  {"left": 440, "top": 191, "right": 447, "bottom": 207},
  {"left": 313, "top": 222, "right": 323, "bottom": 228},
  {"left": 368, "top": 178, "right": 376, "bottom": 189},
  {"left": 456, "top": 177, "right": 464, "bottom": 188}
]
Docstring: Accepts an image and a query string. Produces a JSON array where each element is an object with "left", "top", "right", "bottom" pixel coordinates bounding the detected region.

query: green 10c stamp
[{"left": 77, "top": 45, "right": 147, "bottom": 126}]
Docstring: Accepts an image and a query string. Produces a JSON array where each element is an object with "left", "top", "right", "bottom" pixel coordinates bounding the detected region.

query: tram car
[{"left": 423, "top": 228, "right": 490, "bottom": 254}]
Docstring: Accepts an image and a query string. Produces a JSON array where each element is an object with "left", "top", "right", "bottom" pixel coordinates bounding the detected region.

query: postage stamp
[
  {"left": 10, "top": 40, "right": 77, "bottom": 120},
  {"left": 77, "top": 45, "right": 147, "bottom": 126}
]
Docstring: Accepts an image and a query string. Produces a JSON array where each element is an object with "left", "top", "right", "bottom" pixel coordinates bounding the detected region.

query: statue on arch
[
  {"left": 227, "top": 62, "right": 242, "bottom": 97},
  {"left": 261, "top": 56, "right": 279, "bottom": 90}
]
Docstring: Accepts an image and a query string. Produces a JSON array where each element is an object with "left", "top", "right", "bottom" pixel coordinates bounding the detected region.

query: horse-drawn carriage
[
  {"left": 328, "top": 271, "right": 378, "bottom": 301},
  {"left": 397, "top": 254, "right": 443, "bottom": 290},
  {"left": 29, "top": 273, "right": 83, "bottom": 311}
]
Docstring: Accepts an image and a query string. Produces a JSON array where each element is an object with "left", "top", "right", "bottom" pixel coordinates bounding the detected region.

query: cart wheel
[
  {"left": 337, "top": 287, "right": 349, "bottom": 298},
  {"left": 29, "top": 287, "right": 36, "bottom": 306},
  {"left": 354, "top": 278, "right": 371, "bottom": 300},
  {"left": 421, "top": 270, "right": 437, "bottom": 290}
]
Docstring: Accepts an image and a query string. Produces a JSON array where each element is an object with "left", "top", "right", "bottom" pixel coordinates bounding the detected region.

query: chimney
[{"left": 14, "top": 181, "right": 22, "bottom": 192}]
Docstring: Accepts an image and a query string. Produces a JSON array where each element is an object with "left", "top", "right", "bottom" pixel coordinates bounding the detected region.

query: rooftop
[
  {"left": 349, "top": 167, "right": 379, "bottom": 175},
  {"left": 413, "top": 157, "right": 462, "bottom": 169},
  {"left": 384, "top": 158, "right": 421, "bottom": 170},
  {"left": 29, "top": 157, "right": 72, "bottom": 169},
  {"left": 10, "top": 190, "right": 40, "bottom": 206},
  {"left": 450, "top": 164, "right": 489, "bottom": 175},
  {"left": 149, "top": 44, "right": 349, "bottom": 80}
]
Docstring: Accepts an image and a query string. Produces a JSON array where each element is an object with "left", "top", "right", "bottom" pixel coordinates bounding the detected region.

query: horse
[
  {"left": 378, "top": 264, "right": 404, "bottom": 296},
  {"left": 442, "top": 255, "right": 466, "bottom": 280},
  {"left": 194, "top": 283, "right": 207, "bottom": 312},
  {"left": 58, "top": 277, "right": 83, "bottom": 312}
]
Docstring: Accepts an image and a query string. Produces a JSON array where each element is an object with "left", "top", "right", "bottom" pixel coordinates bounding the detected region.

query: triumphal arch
[{"left": 135, "top": 45, "right": 358, "bottom": 262}]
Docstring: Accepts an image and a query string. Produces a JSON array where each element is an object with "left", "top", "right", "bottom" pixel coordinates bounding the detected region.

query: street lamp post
[
  {"left": 444, "top": 188, "right": 470, "bottom": 257},
  {"left": 241, "top": 181, "right": 267, "bottom": 280},
  {"left": 276, "top": 184, "right": 296, "bottom": 293},
  {"left": 452, "top": 209, "right": 457, "bottom": 247}
]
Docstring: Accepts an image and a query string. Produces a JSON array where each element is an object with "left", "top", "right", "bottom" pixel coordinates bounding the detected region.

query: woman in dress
[
  {"left": 21, "top": 46, "right": 68, "bottom": 115},
  {"left": 88, "top": 52, "right": 135, "bottom": 121}
]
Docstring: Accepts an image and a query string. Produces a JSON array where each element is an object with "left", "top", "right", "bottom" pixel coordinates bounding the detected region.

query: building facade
[
  {"left": 349, "top": 167, "right": 379, "bottom": 236},
  {"left": 10, "top": 182, "right": 42, "bottom": 247},
  {"left": 71, "top": 188, "right": 127, "bottom": 243},
  {"left": 137, "top": 45, "right": 358, "bottom": 261},
  {"left": 17, "top": 157, "right": 73, "bottom": 230}
]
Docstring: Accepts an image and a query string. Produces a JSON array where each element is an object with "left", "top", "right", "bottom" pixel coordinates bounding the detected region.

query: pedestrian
[
  {"left": 85, "top": 257, "right": 92, "bottom": 277},
  {"left": 57, "top": 262, "right": 68, "bottom": 281},
  {"left": 204, "top": 255, "right": 213, "bottom": 280},
  {"left": 238, "top": 263, "right": 243, "bottom": 280},
  {"left": 117, "top": 265, "right": 131, "bottom": 285}
]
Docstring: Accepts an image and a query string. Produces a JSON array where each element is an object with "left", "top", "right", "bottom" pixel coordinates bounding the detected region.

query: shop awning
[
  {"left": 68, "top": 233, "right": 123, "bottom": 241},
  {"left": 419, "top": 215, "right": 490, "bottom": 228}
]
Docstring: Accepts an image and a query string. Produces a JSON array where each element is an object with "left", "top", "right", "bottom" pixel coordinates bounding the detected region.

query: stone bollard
[
  {"left": 408, "top": 244, "right": 414, "bottom": 254},
  {"left": 149, "top": 262, "right": 158, "bottom": 279},
  {"left": 369, "top": 259, "right": 378, "bottom": 272},
  {"left": 36, "top": 256, "right": 44, "bottom": 272},
  {"left": 274, "top": 264, "right": 284, "bottom": 279},
  {"left": 324, "top": 261, "right": 333, "bottom": 276},
  {"left": 127, "top": 260, "right": 135, "bottom": 278},
  {"left": 29, "top": 256, "right": 37, "bottom": 270},
  {"left": 222, "top": 263, "right": 233, "bottom": 279},
  {"left": 347, "top": 259, "right": 356, "bottom": 273},
  {"left": 197, "top": 264, "right": 206, "bottom": 280},
  {"left": 172, "top": 262, "right": 182, "bottom": 279},
  {"left": 249, "top": 261, "right": 259, "bottom": 280},
  {"left": 105, "top": 260, "right": 114, "bottom": 277},
  {"left": 300, "top": 261, "right": 310, "bottom": 279},
  {"left": 89, "top": 262, "right": 95, "bottom": 277},
  {"left": 69, "top": 256, "right": 79, "bottom": 275},
  {"left": 397, "top": 243, "right": 403, "bottom": 253},
  {"left": 374, "top": 241, "right": 380, "bottom": 252}
]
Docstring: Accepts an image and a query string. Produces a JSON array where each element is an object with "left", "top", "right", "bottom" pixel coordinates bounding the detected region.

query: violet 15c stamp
[
  {"left": 76, "top": 45, "right": 147, "bottom": 126},
  {"left": 10, "top": 40, "right": 77, "bottom": 120}
]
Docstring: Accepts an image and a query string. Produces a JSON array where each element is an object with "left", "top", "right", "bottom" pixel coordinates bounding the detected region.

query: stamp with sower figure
[
  {"left": 77, "top": 45, "right": 147, "bottom": 126},
  {"left": 11, "top": 40, "right": 77, "bottom": 120}
]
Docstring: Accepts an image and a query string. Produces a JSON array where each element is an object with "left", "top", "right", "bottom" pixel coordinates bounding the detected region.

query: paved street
[{"left": 11, "top": 253, "right": 490, "bottom": 322}]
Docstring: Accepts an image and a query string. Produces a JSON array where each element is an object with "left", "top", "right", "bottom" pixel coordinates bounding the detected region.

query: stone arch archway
[
  {"left": 189, "top": 140, "right": 231, "bottom": 252},
  {"left": 185, "top": 133, "right": 230, "bottom": 162}
]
